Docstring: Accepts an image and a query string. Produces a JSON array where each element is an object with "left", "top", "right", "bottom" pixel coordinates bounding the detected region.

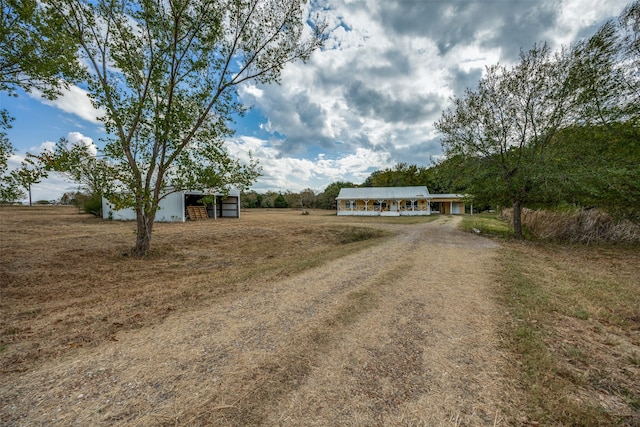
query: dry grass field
[
  {"left": 0, "top": 206, "right": 392, "bottom": 374},
  {"left": 1, "top": 206, "right": 638, "bottom": 426},
  {"left": 496, "top": 241, "right": 640, "bottom": 426}
]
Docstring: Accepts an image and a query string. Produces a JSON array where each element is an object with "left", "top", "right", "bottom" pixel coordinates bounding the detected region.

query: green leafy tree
[
  {"left": 0, "top": 0, "right": 80, "bottom": 203},
  {"left": 37, "top": 137, "right": 110, "bottom": 197},
  {"left": 35, "top": 137, "right": 113, "bottom": 215},
  {"left": 10, "top": 156, "right": 46, "bottom": 206},
  {"left": 436, "top": 43, "right": 577, "bottom": 239},
  {"left": 569, "top": 3, "right": 639, "bottom": 127},
  {"left": 546, "top": 2, "right": 640, "bottom": 223},
  {"left": 362, "top": 163, "right": 430, "bottom": 188},
  {"left": 0, "top": 0, "right": 80, "bottom": 97},
  {"left": 261, "top": 191, "right": 279, "bottom": 208},
  {"left": 618, "top": 0, "right": 640, "bottom": 121},
  {"left": 0, "top": 141, "right": 24, "bottom": 203},
  {"left": 241, "top": 190, "right": 262, "bottom": 208},
  {"left": 426, "top": 155, "right": 471, "bottom": 195},
  {"left": 298, "top": 187, "right": 317, "bottom": 208},
  {"left": 551, "top": 123, "right": 640, "bottom": 223},
  {"left": 282, "top": 190, "right": 297, "bottom": 208},
  {"left": 0, "top": 119, "right": 20, "bottom": 202},
  {"left": 318, "top": 181, "right": 355, "bottom": 209},
  {"left": 273, "top": 193, "right": 288, "bottom": 208},
  {"left": 49, "top": 0, "right": 325, "bottom": 256}
]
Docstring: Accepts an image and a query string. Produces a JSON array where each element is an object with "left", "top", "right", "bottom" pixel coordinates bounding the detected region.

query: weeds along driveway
[{"left": 1, "top": 215, "right": 510, "bottom": 426}]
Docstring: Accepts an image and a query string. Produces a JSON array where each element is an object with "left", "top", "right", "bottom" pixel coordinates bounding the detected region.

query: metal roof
[
  {"left": 430, "top": 194, "right": 466, "bottom": 200},
  {"left": 336, "top": 186, "right": 430, "bottom": 200}
]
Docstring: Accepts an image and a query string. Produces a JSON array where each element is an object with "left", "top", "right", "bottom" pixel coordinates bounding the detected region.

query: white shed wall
[
  {"left": 102, "top": 198, "right": 136, "bottom": 221},
  {"left": 155, "top": 192, "right": 185, "bottom": 222},
  {"left": 102, "top": 189, "right": 240, "bottom": 222},
  {"left": 102, "top": 192, "right": 186, "bottom": 222}
]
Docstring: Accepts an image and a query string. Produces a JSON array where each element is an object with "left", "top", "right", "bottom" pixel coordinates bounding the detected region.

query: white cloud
[
  {"left": 28, "top": 131, "right": 98, "bottom": 157},
  {"left": 67, "top": 131, "right": 98, "bottom": 156},
  {"left": 29, "top": 85, "right": 104, "bottom": 124},
  {"left": 38, "top": 141, "right": 57, "bottom": 153},
  {"left": 550, "top": 0, "right": 628, "bottom": 47},
  {"left": 231, "top": 0, "right": 628, "bottom": 194},
  {"left": 227, "top": 136, "right": 390, "bottom": 192}
]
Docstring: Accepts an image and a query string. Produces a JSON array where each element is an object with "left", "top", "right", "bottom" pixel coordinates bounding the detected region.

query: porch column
[
  {"left": 427, "top": 199, "right": 431, "bottom": 215},
  {"left": 450, "top": 201, "right": 453, "bottom": 214},
  {"left": 350, "top": 200, "right": 355, "bottom": 211},
  {"left": 364, "top": 199, "right": 369, "bottom": 211}
]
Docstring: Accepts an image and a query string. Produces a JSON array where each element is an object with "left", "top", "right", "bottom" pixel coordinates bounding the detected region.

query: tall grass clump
[{"left": 501, "top": 208, "right": 640, "bottom": 244}]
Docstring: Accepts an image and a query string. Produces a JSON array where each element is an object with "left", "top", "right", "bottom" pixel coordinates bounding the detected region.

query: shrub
[
  {"left": 502, "top": 208, "right": 640, "bottom": 244},
  {"left": 75, "top": 192, "right": 103, "bottom": 217}
]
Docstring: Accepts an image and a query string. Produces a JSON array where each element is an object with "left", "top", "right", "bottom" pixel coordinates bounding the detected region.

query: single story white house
[
  {"left": 102, "top": 189, "right": 240, "bottom": 222},
  {"left": 336, "top": 186, "right": 469, "bottom": 216}
]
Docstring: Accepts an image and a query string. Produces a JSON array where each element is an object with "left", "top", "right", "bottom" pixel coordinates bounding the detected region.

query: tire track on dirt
[
  {"left": 1, "top": 221, "right": 412, "bottom": 425},
  {"left": 264, "top": 217, "right": 509, "bottom": 426},
  {"left": 1, "top": 217, "right": 508, "bottom": 426}
]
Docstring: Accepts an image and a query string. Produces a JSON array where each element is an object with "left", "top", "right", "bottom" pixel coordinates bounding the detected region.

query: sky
[{"left": 1, "top": 0, "right": 630, "bottom": 202}]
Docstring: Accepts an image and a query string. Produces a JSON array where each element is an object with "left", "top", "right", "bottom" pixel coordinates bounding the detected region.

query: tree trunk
[
  {"left": 134, "top": 209, "right": 155, "bottom": 256},
  {"left": 512, "top": 200, "right": 524, "bottom": 240}
]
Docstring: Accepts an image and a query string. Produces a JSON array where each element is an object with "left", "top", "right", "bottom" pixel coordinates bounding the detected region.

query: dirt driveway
[{"left": 2, "top": 215, "right": 509, "bottom": 426}]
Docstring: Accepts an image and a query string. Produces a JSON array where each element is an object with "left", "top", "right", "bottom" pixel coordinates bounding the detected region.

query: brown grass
[
  {"left": 1, "top": 207, "right": 509, "bottom": 426},
  {"left": 502, "top": 207, "right": 640, "bottom": 244},
  {"left": 0, "top": 206, "right": 390, "bottom": 374},
  {"left": 2, "top": 206, "right": 638, "bottom": 426},
  {"left": 498, "top": 240, "right": 640, "bottom": 425}
]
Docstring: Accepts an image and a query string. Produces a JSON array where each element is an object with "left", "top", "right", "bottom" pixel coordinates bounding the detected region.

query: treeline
[
  {"left": 242, "top": 183, "right": 351, "bottom": 210},
  {"left": 241, "top": 161, "right": 463, "bottom": 210}
]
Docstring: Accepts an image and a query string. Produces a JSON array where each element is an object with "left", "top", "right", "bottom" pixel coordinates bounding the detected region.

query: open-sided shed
[{"left": 102, "top": 189, "right": 240, "bottom": 222}]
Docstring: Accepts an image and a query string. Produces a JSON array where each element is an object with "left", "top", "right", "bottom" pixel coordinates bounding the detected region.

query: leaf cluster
[{"left": 1, "top": 0, "right": 81, "bottom": 98}]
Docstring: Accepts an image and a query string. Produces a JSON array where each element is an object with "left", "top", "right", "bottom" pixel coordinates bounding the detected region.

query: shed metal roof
[{"left": 336, "top": 186, "right": 430, "bottom": 200}]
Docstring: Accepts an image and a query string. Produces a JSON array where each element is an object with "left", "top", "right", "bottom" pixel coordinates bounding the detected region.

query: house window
[{"left": 373, "top": 201, "right": 387, "bottom": 211}]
